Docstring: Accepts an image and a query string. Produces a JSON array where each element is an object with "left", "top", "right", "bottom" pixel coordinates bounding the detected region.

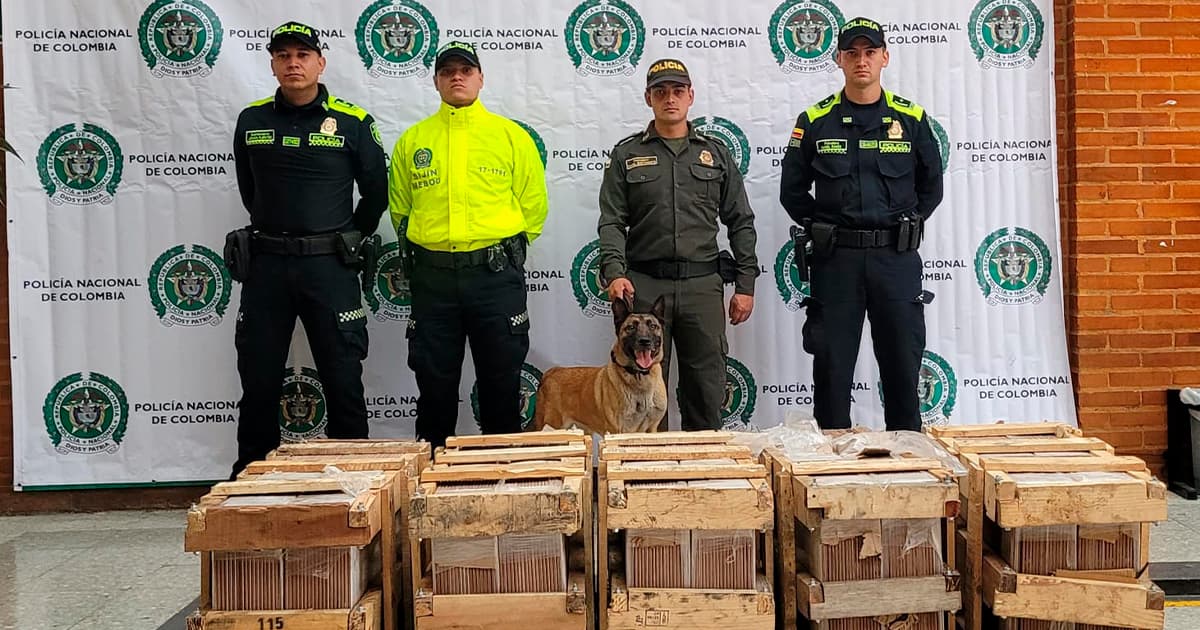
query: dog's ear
[
  {"left": 612, "top": 294, "right": 632, "bottom": 330},
  {"left": 650, "top": 295, "right": 667, "bottom": 323}
]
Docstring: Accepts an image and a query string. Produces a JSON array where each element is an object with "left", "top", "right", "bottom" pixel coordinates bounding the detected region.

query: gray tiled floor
[{"left": 2, "top": 496, "right": 1200, "bottom": 629}]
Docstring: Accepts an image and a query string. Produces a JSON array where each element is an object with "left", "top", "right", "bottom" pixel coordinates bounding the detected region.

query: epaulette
[
  {"left": 885, "top": 91, "right": 925, "bottom": 121},
  {"left": 805, "top": 92, "right": 842, "bottom": 123},
  {"left": 326, "top": 95, "right": 369, "bottom": 121}
]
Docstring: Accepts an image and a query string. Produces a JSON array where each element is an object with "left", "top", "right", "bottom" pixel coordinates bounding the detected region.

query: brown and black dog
[{"left": 533, "top": 296, "right": 667, "bottom": 434}]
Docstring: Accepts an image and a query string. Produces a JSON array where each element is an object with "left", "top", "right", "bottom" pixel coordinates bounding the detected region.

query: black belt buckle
[{"left": 486, "top": 243, "right": 506, "bottom": 272}]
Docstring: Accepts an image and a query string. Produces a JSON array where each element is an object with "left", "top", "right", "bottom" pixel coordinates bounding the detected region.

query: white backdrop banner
[{"left": 3, "top": 0, "right": 1073, "bottom": 489}]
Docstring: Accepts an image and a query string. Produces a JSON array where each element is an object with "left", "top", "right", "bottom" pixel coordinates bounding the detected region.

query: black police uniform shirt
[
  {"left": 780, "top": 90, "right": 944, "bottom": 229},
  {"left": 233, "top": 83, "right": 388, "bottom": 236}
]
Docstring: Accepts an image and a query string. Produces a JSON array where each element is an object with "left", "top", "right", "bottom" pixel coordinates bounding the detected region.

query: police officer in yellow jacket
[
  {"left": 780, "top": 18, "right": 943, "bottom": 432},
  {"left": 389, "top": 42, "right": 548, "bottom": 447}
]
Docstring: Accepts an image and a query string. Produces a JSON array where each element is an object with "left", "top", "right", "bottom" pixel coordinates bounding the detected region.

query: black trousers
[
  {"left": 627, "top": 271, "right": 727, "bottom": 431},
  {"left": 803, "top": 247, "right": 925, "bottom": 431},
  {"left": 230, "top": 253, "right": 369, "bottom": 477},
  {"left": 407, "top": 253, "right": 530, "bottom": 449}
]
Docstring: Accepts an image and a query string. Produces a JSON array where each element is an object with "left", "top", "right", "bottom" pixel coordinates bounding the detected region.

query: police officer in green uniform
[
  {"left": 599, "top": 59, "right": 759, "bottom": 431},
  {"left": 228, "top": 22, "right": 387, "bottom": 476},
  {"left": 780, "top": 18, "right": 944, "bottom": 432}
]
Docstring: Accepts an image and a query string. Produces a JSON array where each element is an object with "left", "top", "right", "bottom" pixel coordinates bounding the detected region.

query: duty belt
[
  {"left": 412, "top": 235, "right": 521, "bottom": 269},
  {"left": 836, "top": 227, "right": 896, "bottom": 248},
  {"left": 252, "top": 233, "right": 340, "bottom": 256},
  {"left": 629, "top": 259, "right": 719, "bottom": 280}
]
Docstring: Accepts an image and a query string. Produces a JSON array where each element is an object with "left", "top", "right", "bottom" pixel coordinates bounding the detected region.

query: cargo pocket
[
  {"left": 878, "top": 154, "right": 916, "bottom": 210},
  {"left": 336, "top": 308, "right": 368, "bottom": 361}
]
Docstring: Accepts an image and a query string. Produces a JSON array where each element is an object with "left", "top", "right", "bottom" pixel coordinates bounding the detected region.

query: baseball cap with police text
[
  {"left": 838, "top": 17, "right": 886, "bottom": 50},
  {"left": 268, "top": 21, "right": 322, "bottom": 54}
]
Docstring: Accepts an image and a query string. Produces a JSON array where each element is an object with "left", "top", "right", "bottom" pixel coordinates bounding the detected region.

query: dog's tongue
[{"left": 635, "top": 350, "right": 654, "bottom": 369}]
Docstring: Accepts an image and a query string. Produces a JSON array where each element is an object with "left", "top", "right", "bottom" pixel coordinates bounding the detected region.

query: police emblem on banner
[
  {"left": 673, "top": 356, "right": 757, "bottom": 429},
  {"left": 364, "top": 240, "right": 412, "bottom": 323},
  {"left": 37, "top": 123, "right": 124, "bottom": 206},
  {"left": 513, "top": 119, "right": 549, "bottom": 168},
  {"left": 768, "top": 0, "right": 845, "bottom": 74},
  {"left": 138, "top": 0, "right": 223, "bottom": 78},
  {"left": 278, "top": 367, "right": 328, "bottom": 442},
  {"left": 928, "top": 116, "right": 951, "bottom": 174},
  {"left": 969, "top": 0, "right": 1044, "bottom": 69},
  {"left": 472, "top": 363, "right": 544, "bottom": 430},
  {"left": 356, "top": 0, "right": 439, "bottom": 78},
  {"left": 570, "top": 239, "right": 612, "bottom": 318},
  {"left": 148, "top": 244, "right": 231, "bottom": 327},
  {"left": 692, "top": 116, "right": 752, "bottom": 177},
  {"left": 975, "top": 227, "right": 1053, "bottom": 306},
  {"left": 565, "top": 0, "right": 645, "bottom": 77},
  {"left": 774, "top": 239, "right": 812, "bottom": 312},
  {"left": 44, "top": 372, "right": 129, "bottom": 455},
  {"left": 880, "top": 350, "right": 957, "bottom": 427}
]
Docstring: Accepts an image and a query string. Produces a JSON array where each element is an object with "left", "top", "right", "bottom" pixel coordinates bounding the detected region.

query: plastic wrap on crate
[
  {"left": 881, "top": 518, "right": 943, "bottom": 578},
  {"left": 432, "top": 536, "right": 499, "bottom": 594},
  {"left": 626, "top": 529, "right": 690, "bottom": 588},
  {"left": 691, "top": 530, "right": 756, "bottom": 589},
  {"left": 1077, "top": 524, "right": 1140, "bottom": 571},
  {"left": 211, "top": 549, "right": 285, "bottom": 611},
  {"left": 732, "top": 410, "right": 836, "bottom": 460},
  {"left": 284, "top": 542, "right": 378, "bottom": 609},
  {"left": 806, "top": 471, "right": 946, "bottom": 488},
  {"left": 830, "top": 431, "right": 967, "bottom": 476},
  {"left": 1002, "top": 525, "right": 1078, "bottom": 576},
  {"left": 497, "top": 533, "right": 567, "bottom": 593},
  {"left": 807, "top": 519, "right": 883, "bottom": 582}
]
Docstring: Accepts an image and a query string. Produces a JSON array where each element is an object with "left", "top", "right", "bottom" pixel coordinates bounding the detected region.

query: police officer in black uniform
[
  {"left": 780, "top": 18, "right": 943, "bottom": 432},
  {"left": 228, "top": 22, "right": 388, "bottom": 476}
]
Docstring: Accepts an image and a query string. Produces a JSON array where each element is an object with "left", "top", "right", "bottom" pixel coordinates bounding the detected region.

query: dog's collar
[{"left": 612, "top": 351, "right": 651, "bottom": 376}]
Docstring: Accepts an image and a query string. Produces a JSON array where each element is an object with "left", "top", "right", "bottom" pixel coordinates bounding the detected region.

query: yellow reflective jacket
[{"left": 388, "top": 99, "right": 548, "bottom": 252}]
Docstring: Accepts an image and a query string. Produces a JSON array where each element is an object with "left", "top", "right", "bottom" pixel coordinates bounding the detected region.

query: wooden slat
[
  {"left": 781, "top": 457, "right": 948, "bottom": 476},
  {"left": 601, "top": 431, "right": 733, "bottom": 446},
  {"left": 420, "top": 462, "right": 584, "bottom": 482},
  {"left": 209, "top": 476, "right": 386, "bottom": 497},
  {"left": 800, "top": 574, "right": 960, "bottom": 620},
  {"left": 444, "top": 431, "right": 587, "bottom": 449},
  {"left": 949, "top": 437, "right": 1110, "bottom": 454},
  {"left": 412, "top": 476, "right": 583, "bottom": 538},
  {"left": 985, "top": 557, "right": 1165, "bottom": 628},
  {"left": 604, "top": 463, "right": 766, "bottom": 481},
  {"left": 191, "top": 589, "right": 381, "bottom": 630},
  {"left": 799, "top": 477, "right": 958, "bottom": 525},
  {"left": 185, "top": 495, "right": 381, "bottom": 552},
  {"left": 245, "top": 457, "right": 419, "bottom": 474},
  {"left": 978, "top": 455, "right": 1149, "bottom": 474},
  {"left": 601, "top": 445, "right": 753, "bottom": 461},
  {"left": 607, "top": 574, "right": 772, "bottom": 630},
  {"left": 928, "top": 423, "right": 1078, "bottom": 439},
  {"left": 992, "top": 479, "right": 1168, "bottom": 527},
  {"left": 605, "top": 482, "right": 773, "bottom": 530},
  {"left": 435, "top": 444, "right": 589, "bottom": 465},
  {"left": 417, "top": 579, "right": 585, "bottom": 630},
  {"left": 274, "top": 441, "right": 428, "bottom": 457}
]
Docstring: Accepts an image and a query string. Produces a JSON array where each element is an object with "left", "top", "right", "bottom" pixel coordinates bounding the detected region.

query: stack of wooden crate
[
  {"left": 930, "top": 423, "right": 1168, "bottom": 630},
  {"left": 409, "top": 429, "right": 593, "bottom": 630},
  {"left": 598, "top": 432, "right": 775, "bottom": 630},
  {"left": 762, "top": 440, "right": 962, "bottom": 630},
  {"left": 185, "top": 440, "right": 429, "bottom": 630}
]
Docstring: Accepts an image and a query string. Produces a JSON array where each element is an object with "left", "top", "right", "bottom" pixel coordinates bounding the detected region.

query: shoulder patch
[
  {"left": 615, "top": 132, "right": 640, "bottom": 147},
  {"left": 246, "top": 95, "right": 274, "bottom": 109},
  {"left": 885, "top": 91, "right": 925, "bottom": 121},
  {"left": 806, "top": 92, "right": 842, "bottom": 123},
  {"left": 326, "top": 96, "right": 369, "bottom": 121}
]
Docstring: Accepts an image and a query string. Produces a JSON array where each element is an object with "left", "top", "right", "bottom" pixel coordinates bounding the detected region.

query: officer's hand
[
  {"left": 607, "top": 277, "right": 635, "bottom": 303},
  {"left": 729, "top": 294, "right": 754, "bottom": 326}
]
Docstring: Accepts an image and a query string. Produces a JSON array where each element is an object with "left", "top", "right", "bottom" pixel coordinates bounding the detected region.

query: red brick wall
[
  {"left": 1058, "top": 0, "right": 1200, "bottom": 474},
  {"left": 1, "top": 1, "right": 1196, "bottom": 511}
]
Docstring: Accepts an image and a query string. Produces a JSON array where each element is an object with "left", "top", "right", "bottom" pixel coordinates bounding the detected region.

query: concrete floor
[{"left": 1, "top": 496, "right": 1199, "bottom": 629}]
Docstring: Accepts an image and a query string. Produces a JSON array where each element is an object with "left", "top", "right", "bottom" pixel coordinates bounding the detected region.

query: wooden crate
[
  {"left": 762, "top": 447, "right": 961, "bottom": 630},
  {"left": 410, "top": 430, "right": 593, "bottom": 630},
  {"left": 599, "top": 432, "right": 775, "bottom": 630},
  {"left": 189, "top": 440, "right": 429, "bottom": 630},
  {"left": 930, "top": 424, "right": 1167, "bottom": 630}
]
